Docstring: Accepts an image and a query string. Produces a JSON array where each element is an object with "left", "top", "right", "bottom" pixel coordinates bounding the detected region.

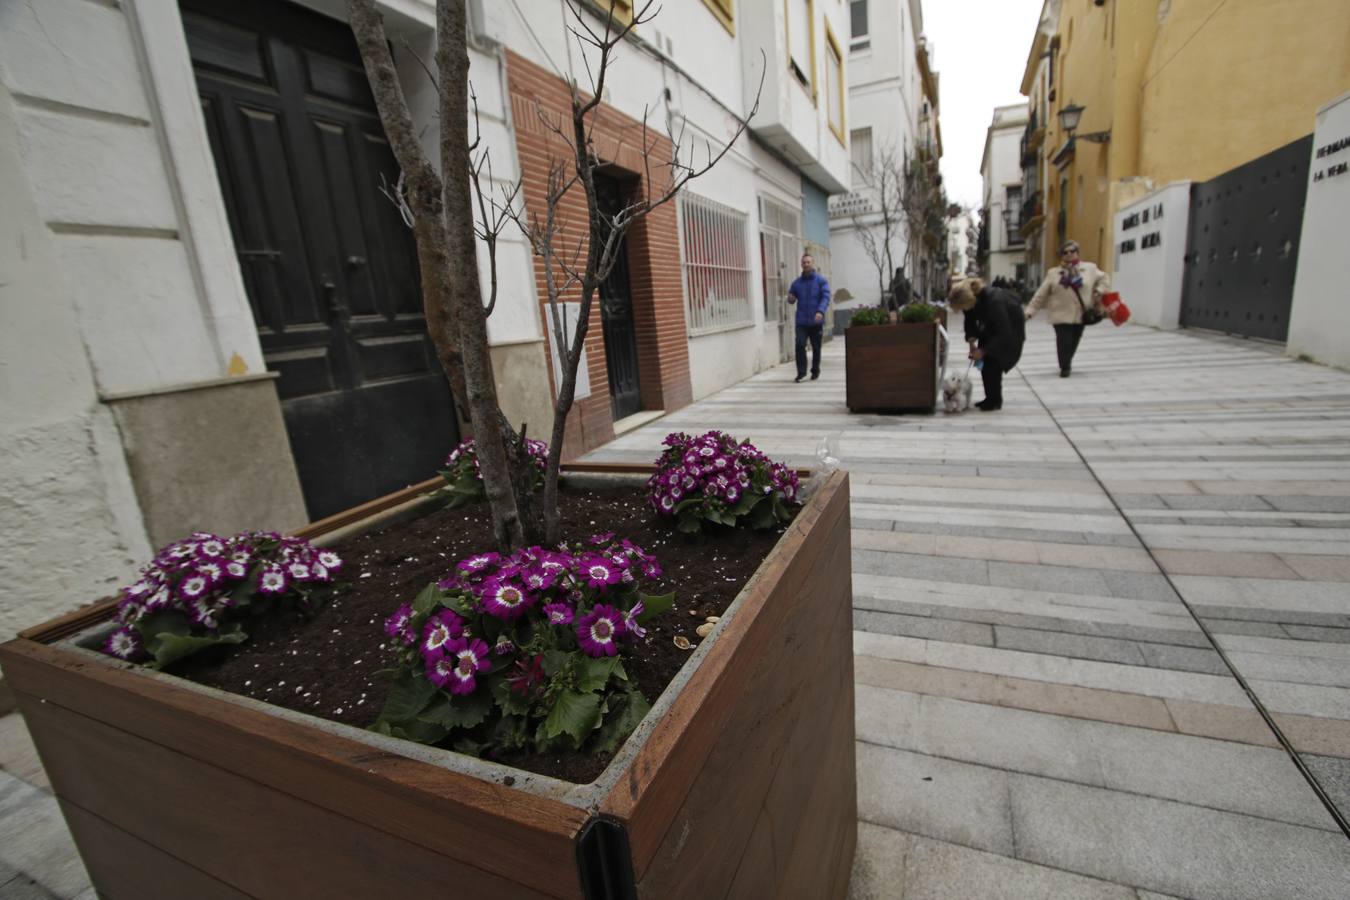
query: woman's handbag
[{"left": 1072, "top": 285, "right": 1104, "bottom": 326}]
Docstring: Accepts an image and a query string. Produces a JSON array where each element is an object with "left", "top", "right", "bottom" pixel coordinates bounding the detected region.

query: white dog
[{"left": 941, "top": 369, "right": 974, "bottom": 413}]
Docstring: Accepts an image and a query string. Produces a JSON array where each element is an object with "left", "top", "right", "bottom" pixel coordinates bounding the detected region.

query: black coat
[{"left": 963, "top": 287, "right": 1026, "bottom": 372}]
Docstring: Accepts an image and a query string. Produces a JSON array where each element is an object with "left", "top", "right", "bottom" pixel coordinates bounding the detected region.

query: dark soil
[{"left": 171, "top": 483, "right": 790, "bottom": 783}]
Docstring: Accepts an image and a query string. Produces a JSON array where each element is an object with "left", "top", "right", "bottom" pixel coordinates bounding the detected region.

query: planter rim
[{"left": 8, "top": 463, "right": 845, "bottom": 813}]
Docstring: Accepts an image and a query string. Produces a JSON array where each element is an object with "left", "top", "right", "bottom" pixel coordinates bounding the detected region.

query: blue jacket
[{"left": 789, "top": 271, "right": 831, "bottom": 326}]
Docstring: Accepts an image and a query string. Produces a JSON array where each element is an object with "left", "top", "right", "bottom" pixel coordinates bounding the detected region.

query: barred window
[{"left": 680, "top": 192, "right": 754, "bottom": 335}]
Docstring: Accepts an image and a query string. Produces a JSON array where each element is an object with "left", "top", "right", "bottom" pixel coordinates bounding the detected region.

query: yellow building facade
[{"left": 1021, "top": 0, "right": 1350, "bottom": 274}]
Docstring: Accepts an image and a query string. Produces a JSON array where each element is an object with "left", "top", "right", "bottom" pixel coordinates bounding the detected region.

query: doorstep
[{"left": 613, "top": 409, "right": 666, "bottom": 436}]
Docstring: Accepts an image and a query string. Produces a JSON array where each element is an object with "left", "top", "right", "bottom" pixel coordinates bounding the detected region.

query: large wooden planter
[
  {"left": 0, "top": 465, "right": 856, "bottom": 899},
  {"left": 845, "top": 320, "right": 941, "bottom": 413}
]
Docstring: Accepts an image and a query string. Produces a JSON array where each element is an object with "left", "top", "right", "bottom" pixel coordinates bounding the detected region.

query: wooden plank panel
[
  {"left": 0, "top": 643, "right": 587, "bottom": 897},
  {"left": 636, "top": 481, "right": 856, "bottom": 898},
  {"left": 58, "top": 803, "right": 256, "bottom": 900},
  {"left": 601, "top": 472, "right": 852, "bottom": 881},
  {"left": 21, "top": 700, "right": 554, "bottom": 899},
  {"left": 845, "top": 323, "right": 939, "bottom": 412}
]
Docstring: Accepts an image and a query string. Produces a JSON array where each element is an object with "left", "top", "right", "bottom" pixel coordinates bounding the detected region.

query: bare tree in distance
[
  {"left": 850, "top": 142, "right": 904, "bottom": 309},
  {"left": 350, "top": 0, "right": 761, "bottom": 548},
  {"left": 900, "top": 147, "right": 947, "bottom": 301}
]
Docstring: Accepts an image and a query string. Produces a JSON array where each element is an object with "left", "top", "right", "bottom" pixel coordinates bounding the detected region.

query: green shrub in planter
[
  {"left": 899, "top": 302, "right": 940, "bottom": 324},
  {"left": 847, "top": 306, "right": 891, "bottom": 327}
]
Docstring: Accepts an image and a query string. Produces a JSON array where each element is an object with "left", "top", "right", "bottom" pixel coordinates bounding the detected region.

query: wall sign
[{"left": 1120, "top": 203, "right": 1164, "bottom": 232}]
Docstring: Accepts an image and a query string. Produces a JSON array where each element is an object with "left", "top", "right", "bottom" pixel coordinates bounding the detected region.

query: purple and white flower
[
  {"left": 576, "top": 604, "right": 626, "bottom": 657},
  {"left": 421, "top": 610, "right": 463, "bottom": 658},
  {"left": 543, "top": 602, "right": 574, "bottom": 625},
  {"left": 258, "top": 567, "right": 288, "bottom": 594},
  {"left": 481, "top": 578, "right": 530, "bottom": 620},
  {"left": 103, "top": 627, "right": 143, "bottom": 661}
]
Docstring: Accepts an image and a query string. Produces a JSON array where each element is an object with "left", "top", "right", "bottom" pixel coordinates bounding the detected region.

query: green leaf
[
  {"left": 676, "top": 510, "right": 703, "bottom": 534},
  {"left": 411, "top": 583, "right": 442, "bottom": 616},
  {"left": 543, "top": 690, "right": 603, "bottom": 744},
  {"left": 488, "top": 713, "right": 531, "bottom": 752},
  {"left": 394, "top": 719, "right": 451, "bottom": 745},
  {"left": 748, "top": 499, "right": 778, "bottom": 530},
  {"left": 542, "top": 649, "right": 571, "bottom": 678},
  {"left": 492, "top": 673, "right": 532, "bottom": 716},
  {"left": 673, "top": 497, "right": 703, "bottom": 514},
  {"left": 592, "top": 690, "right": 652, "bottom": 755},
  {"left": 376, "top": 671, "right": 440, "bottom": 724},
  {"left": 575, "top": 656, "right": 625, "bottom": 693},
  {"left": 418, "top": 689, "right": 493, "bottom": 730},
  {"left": 636, "top": 591, "right": 675, "bottom": 624},
  {"left": 145, "top": 626, "right": 248, "bottom": 669}
]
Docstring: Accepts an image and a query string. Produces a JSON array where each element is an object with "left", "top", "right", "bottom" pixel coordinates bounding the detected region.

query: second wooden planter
[
  {"left": 845, "top": 321, "right": 941, "bottom": 413},
  {"left": 0, "top": 467, "right": 856, "bottom": 899}
]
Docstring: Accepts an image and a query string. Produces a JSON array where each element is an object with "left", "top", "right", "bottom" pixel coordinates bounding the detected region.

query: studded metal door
[
  {"left": 1179, "top": 135, "right": 1312, "bottom": 341},
  {"left": 594, "top": 174, "right": 642, "bottom": 422}
]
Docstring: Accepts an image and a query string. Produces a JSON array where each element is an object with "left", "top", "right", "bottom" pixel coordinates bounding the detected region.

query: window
[
  {"left": 850, "top": 127, "right": 873, "bottom": 181},
  {"left": 850, "top": 0, "right": 869, "bottom": 51},
  {"left": 701, "top": 0, "right": 734, "bottom": 34},
  {"left": 824, "top": 23, "right": 844, "bottom": 142},
  {"left": 598, "top": 0, "right": 633, "bottom": 26},
  {"left": 787, "top": 0, "right": 813, "bottom": 90},
  {"left": 1005, "top": 185, "right": 1024, "bottom": 247},
  {"left": 759, "top": 195, "right": 801, "bottom": 321},
  {"left": 681, "top": 192, "right": 754, "bottom": 335}
]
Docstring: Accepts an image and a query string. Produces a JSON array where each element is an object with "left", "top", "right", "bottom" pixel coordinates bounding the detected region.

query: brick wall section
[{"left": 505, "top": 51, "right": 691, "bottom": 461}]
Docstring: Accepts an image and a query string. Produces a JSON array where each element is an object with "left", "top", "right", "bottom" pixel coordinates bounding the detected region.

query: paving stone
[
  {"left": 1137, "top": 643, "right": 1230, "bottom": 675},
  {"left": 1097, "top": 570, "right": 1181, "bottom": 602},
  {"left": 1281, "top": 623, "right": 1350, "bottom": 643},
  {"left": 0, "top": 715, "right": 49, "bottom": 792},
  {"left": 0, "top": 874, "right": 62, "bottom": 900},
  {"left": 987, "top": 561, "right": 1111, "bottom": 597},
  {"left": 1227, "top": 651, "right": 1350, "bottom": 688},
  {"left": 1272, "top": 712, "right": 1350, "bottom": 758},
  {"left": 0, "top": 773, "right": 91, "bottom": 900},
  {"left": 1263, "top": 495, "right": 1350, "bottom": 513},
  {"left": 853, "top": 549, "right": 991, "bottom": 585},
  {"left": 992, "top": 677, "right": 1177, "bottom": 733},
  {"left": 1008, "top": 774, "right": 1350, "bottom": 900},
  {"left": 856, "top": 742, "right": 1014, "bottom": 856},
  {"left": 1160, "top": 495, "right": 1276, "bottom": 511},
  {"left": 994, "top": 627, "right": 1148, "bottom": 667},
  {"left": 1302, "top": 755, "right": 1350, "bottom": 823},
  {"left": 1205, "top": 618, "right": 1291, "bottom": 638},
  {"left": 1280, "top": 553, "right": 1350, "bottom": 581},
  {"left": 854, "top": 610, "right": 994, "bottom": 646},
  {"left": 1192, "top": 605, "right": 1350, "bottom": 628},
  {"left": 1115, "top": 494, "right": 1170, "bottom": 510},
  {"left": 1153, "top": 550, "right": 1300, "bottom": 579},
  {"left": 847, "top": 821, "right": 913, "bottom": 900}
]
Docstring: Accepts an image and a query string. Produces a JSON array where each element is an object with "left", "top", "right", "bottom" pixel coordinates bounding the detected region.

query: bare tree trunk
[
  {"left": 349, "top": 0, "right": 468, "bottom": 415},
  {"left": 436, "top": 0, "right": 526, "bottom": 550}
]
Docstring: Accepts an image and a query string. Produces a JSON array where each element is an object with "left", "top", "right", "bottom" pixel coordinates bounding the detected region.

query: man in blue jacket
[{"left": 787, "top": 253, "right": 831, "bottom": 382}]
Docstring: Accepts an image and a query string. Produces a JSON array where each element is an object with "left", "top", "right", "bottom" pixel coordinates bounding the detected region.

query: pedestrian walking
[
  {"left": 787, "top": 253, "right": 831, "bottom": 382},
  {"left": 1025, "top": 240, "right": 1109, "bottom": 377},
  {"left": 948, "top": 276, "right": 1026, "bottom": 411}
]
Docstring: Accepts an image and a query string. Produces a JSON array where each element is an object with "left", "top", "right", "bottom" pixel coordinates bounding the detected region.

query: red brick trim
[{"left": 505, "top": 50, "right": 692, "bottom": 460}]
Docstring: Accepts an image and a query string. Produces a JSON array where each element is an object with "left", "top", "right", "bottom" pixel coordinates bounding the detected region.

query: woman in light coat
[{"left": 1025, "top": 240, "right": 1109, "bottom": 377}]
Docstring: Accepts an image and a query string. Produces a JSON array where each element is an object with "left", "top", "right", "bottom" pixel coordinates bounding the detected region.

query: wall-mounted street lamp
[{"left": 1057, "top": 102, "right": 1111, "bottom": 143}]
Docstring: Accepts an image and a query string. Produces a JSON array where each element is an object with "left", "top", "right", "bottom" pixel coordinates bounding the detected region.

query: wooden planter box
[
  {"left": 0, "top": 465, "right": 856, "bottom": 899},
  {"left": 845, "top": 320, "right": 941, "bottom": 413}
]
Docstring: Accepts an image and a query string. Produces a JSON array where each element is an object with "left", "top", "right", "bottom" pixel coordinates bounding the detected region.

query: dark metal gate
[
  {"left": 184, "top": 0, "right": 457, "bottom": 519},
  {"left": 595, "top": 174, "right": 642, "bottom": 422},
  {"left": 1179, "top": 135, "right": 1312, "bottom": 341}
]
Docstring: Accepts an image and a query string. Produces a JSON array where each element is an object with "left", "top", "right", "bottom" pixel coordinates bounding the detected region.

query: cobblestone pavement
[{"left": 3, "top": 318, "right": 1350, "bottom": 898}]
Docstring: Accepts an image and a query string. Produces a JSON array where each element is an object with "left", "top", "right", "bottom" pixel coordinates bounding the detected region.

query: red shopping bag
[{"left": 1101, "top": 292, "right": 1130, "bottom": 326}]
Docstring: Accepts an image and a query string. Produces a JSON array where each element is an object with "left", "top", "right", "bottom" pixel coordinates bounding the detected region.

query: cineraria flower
[
  {"left": 287, "top": 562, "right": 310, "bottom": 581},
  {"left": 317, "top": 551, "right": 342, "bottom": 572},
  {"left": 179, "top": 574, "right": 210, "bottom": 600},
  {"left": 457, "top": 553, "right": 500, "bottom": 575},
  {"left": 622, "top": 601, "right": 648, "bottom": 640},
  {"left": 524, "top": 568, "right": 558, "bottom": 592},
  {"left": 543, "top": 602, "right": 574, "bottom": 625},
  {"left": 507, "top": 653, "right": 546, "bottom": 697},
  {"left": 125, "top": 579, "right": 153, "bottom": 598},
  {"left": 309, "top": 563, "right": 330, "bottom": 582},
  {"left": 421, "top": 610, "right": 464, "bottom": 657},
  {"left": 196, "top": 560, "right": 224, "bottom": 585},
  {"left": 481, "top": 577, "right": 531, "bottom": 620},
  {"left": 726, "top": 485, "right": 741, "bottom": 503},
  {"left": 589, "top": 532, "right": 615, "bottom": 545},
  {"left": 225, "top": 560, "right": 248, "bottom": 579},
  {"left": 439, "top": 637, "right": 491, "bottom": 695},
  {"left": 187, "top": 597, "right": 220, "bottom": 630},
  {"left": 579, "top": 557, "right": 623, "bottom": 590},
  {"left": 383, "top": 603, "right": 417, "bottom": 645},
  {"left": 641, "top": 559, "right": 663, "bottom": 579},
  {"left": 198, "top": 539, "right": 226, "bottom": 558},
  {"left": 576, "top": 604, "right": 626, "bottom": 657},
  {"left": 493, "top": 634, "right": 515, "bottom": 656},
  {"left": 145, "top": 587, "right": 173, "bottom": 611},
  {"left": 258, "top": 567, "right": 288, "bottom": 594},
  {"left": 103, "top": 626, "right": 143, "bottom": 661},
  {"left": 659, "top": 494, "right": 676, "bottom": 513}
]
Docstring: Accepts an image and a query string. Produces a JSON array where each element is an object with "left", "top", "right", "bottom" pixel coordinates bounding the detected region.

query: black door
[
  {"left": 183, "top": 0, "right": 457, "bottom": 519},
  {"left": 594, "top": 174, "right": 643, "bottom": 421},
  {"left": 1179, "top": 135, "right": 1311, "bottom": 342}
]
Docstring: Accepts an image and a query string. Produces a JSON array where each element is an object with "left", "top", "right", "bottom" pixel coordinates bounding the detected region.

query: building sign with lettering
[{"left": 1312, "top": 133, "right": 1349, "bottom": 184}]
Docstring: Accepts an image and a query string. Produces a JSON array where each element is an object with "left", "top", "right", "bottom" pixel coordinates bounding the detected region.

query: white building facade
[
  {"left": 827, "top": 0, "right": 940, "bottom": 308},
  {"left": 0, "top": 0, "right": 850, "bottom": 636},
  {"left": 980, "top": 103, "right": 1029, "bottom": 283}
]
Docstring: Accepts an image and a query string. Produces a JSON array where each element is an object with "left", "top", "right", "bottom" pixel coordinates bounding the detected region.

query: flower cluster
[
  {"left": 647, "top": 431, "right": 799, "bottom": 533},
  {"left": 432, "top": 437, "right": 550, "bottom": 509},
  {"left": 373, "top": 536, "right": 670, "bottom": 757},
  {"left": 101, "top": 531, "right": 341, "bottom": 668}
]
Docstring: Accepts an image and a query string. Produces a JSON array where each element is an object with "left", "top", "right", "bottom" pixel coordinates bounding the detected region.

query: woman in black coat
[{"left": 947, "top": 277, "right": 1026, "bottom": 411}]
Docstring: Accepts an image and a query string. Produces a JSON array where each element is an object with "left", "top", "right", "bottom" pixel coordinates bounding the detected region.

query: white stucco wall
[
  {"left": 1111, "top": 181, "right": 1191, "bottom": 330},
  {"left": 0, "top": 84, "right": 152, "bottom": 636},
  {"left": 1287, "top": 93, "right": 1350, "bottom": 370}
]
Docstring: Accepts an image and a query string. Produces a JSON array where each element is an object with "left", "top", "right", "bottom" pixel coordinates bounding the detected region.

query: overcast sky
[{"left": 921, "top": 0, "right": 1046, "bottom": 210}]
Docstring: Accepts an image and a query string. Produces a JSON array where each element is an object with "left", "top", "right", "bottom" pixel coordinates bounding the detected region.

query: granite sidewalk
[
  {"left": 3, "top": 317, "right": 1350, "bottom": 898},
  {"left": 580, "top": 317, "right": 1350, "bottom": 899}
]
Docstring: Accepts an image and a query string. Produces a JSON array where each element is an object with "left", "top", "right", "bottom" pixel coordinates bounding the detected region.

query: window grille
[{"left": 680, "top": 192, "right": 754, "bottom": 335}]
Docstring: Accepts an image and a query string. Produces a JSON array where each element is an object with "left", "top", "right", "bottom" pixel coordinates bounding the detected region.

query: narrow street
[{"left": 583, "top": 318, "right": 1350, "bottom": 899}]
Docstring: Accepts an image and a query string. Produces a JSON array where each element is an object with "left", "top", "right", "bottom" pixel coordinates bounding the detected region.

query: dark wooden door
[
  {"left": 183, "top": 0, "right": 457, "bottom": 519},
  {"left": 594, "top": 175, "right": 642, "bottom": 421}
]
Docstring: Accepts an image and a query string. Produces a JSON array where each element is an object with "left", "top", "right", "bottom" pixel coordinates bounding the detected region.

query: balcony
[
  {"left": 1020, "top": 109, "right": 1043, "bottom": 168},
  {"left": 1018, "top": 190, "right": 1044, "bottom": 238}
]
